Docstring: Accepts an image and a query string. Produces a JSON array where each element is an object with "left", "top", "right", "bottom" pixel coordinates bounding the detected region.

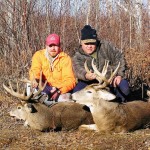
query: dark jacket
[{"left": 72, "top": 40, "right": 126, "bottom": 81}]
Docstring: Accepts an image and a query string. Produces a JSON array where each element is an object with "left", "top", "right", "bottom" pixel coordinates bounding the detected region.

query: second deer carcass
[
  {"left": 72, "top": 59, "right": 150, "bottom": 133},
  {"left": 3, "top": 72, "right": 94, "bottom": 131}
]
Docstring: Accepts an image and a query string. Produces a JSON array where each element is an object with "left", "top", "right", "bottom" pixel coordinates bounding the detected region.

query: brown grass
[{"left": 0, "top": 93, "right": 150, "bottom": 150}]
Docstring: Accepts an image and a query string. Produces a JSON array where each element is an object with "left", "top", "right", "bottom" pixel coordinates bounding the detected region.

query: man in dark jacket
[{"left": 72, "top": 25, "right": 130, "bottom": 102}]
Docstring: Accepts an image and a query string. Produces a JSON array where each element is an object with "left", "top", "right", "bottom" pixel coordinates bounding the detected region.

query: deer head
[{"left": 72, "top": 59, "right": 120, "bottom": 106}]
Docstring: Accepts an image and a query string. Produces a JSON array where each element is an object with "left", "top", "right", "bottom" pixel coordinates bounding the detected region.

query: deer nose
[
  {"left": 70, "top": 94, "right": 76, "bottom": 102},
  {"left": 72, "top": 100, "right": 76, "bottom": 102}
]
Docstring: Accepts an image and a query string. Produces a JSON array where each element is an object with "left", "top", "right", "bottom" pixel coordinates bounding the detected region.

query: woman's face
[{"left": 81, "top": 42, "right": 96, "bottom": 55}]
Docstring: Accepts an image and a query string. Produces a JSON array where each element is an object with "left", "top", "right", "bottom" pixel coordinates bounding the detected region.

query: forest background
[{"left": 0, "top": 0, "right": 149, "bottom": 97}]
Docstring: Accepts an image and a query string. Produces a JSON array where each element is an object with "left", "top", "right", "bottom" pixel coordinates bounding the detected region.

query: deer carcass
[
  {"left": 72, "top": 59, "right": 150, "bottom": 133},
  {"left": 3, "top": 72, "right": 94, "bottom": 131}
]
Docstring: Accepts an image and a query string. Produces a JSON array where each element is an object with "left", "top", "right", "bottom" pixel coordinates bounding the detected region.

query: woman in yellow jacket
[{"left": 29, "top": 34, "right": 76, "bottom": 102}]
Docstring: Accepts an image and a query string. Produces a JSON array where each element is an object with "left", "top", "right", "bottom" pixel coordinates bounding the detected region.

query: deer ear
[
  {"left": 98, "top": 90, "right": 116, "bottom": 101},
  {"left": 25, "top": 103, "right": 37, "bottom": 113}
]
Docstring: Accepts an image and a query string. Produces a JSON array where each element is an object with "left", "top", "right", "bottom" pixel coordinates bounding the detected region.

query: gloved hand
[{"left": 50, "top": 87, "right": 61, "bottom": 101}]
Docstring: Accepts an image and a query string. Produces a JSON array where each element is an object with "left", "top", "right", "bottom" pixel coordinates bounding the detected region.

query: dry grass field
[{"left": 0, "top": 93, "right": 150, "bottom": 150}]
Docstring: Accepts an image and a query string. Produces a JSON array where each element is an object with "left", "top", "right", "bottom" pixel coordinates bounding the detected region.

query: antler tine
[
  {"left": 32, "top": 71, "right": 47, "bottom": 98},
  {"left": 91, "top": 58, "right": 109, "bottom": 84},
  {"left": 16, "top": 81, "right": 19, "bottom": 92},
  {"left": 91, "top": 59, "right": 120, "bottom": 89},
  {"left": 3, "top": 81, "right": 33, "bottom": 101},
  {"left": 19, "top": 78, "right": 31, "bottom": 84},
  {"left": 84, "top": 60, "right": 102, "bottom": 83},
  {"left": 97, "top": 62, "right": 120, "bottom": 89},
  {"left": 108, "top": 62, "right": 120, "bottom": 83},
  {"left": 84, "top": 59, "right": 120, "bottom": 89},
  {"left": 98, "top": 62, "right": 120, "bottom": 88},
  {"left": 101, "top": 60, "right": 109, "bottom": 76},
  {"left": 84, "top": 60, "right": 91, "bottom": 73},
  {"left": 9, "top": 80, "right": 13, "bottom": 91}
]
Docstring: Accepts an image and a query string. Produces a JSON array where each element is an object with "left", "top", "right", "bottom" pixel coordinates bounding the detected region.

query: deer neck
[{"left": 94, "top": 98, "right": 118, "bottom": 110}]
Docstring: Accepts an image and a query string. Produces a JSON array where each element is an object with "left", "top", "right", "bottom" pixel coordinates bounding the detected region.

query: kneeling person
[
  {"left": 29, "top": 34, "right": 76, "bottom": 105},
  {"left": 72, "top": 25, "right": 130, "bottom": 103}
]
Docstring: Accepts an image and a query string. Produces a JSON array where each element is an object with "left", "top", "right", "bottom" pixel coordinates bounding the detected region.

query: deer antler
[
  {"left": 84, "top": 60, "right": 106, "bottom": 83},
  {"left": 85, "top": 58, "right": 120, "bottom": 88},
  {"left": 91, "top": 59, "right": 110, "bottom": 84},
  {"left": 3, "top": 71, "right": 47, "bottom": 101}
]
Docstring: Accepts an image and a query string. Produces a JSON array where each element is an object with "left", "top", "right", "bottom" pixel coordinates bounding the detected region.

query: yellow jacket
[{"left": 29, "top": 49, "right": 76, "bottom": 94}]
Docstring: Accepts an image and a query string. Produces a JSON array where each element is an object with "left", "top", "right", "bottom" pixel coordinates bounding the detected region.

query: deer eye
[
  {"left": 87, "top": 91, "right": 92, "bottom": 93},
  {"left": 17, "top": 106, "right": 21, "bottom": 109}
]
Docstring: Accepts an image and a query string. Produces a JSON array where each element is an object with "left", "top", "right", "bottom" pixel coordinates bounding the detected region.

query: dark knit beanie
[{"left": 81, "top": 25, "right": 97, "bottom": 43}]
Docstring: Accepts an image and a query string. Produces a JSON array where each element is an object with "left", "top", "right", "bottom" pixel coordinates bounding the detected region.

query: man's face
[
  {"left": 81, "top": 42, "right": 96, "bottom": 55},
  {"left": 46, "top": 44, "right": 60, "bottom": 57}
]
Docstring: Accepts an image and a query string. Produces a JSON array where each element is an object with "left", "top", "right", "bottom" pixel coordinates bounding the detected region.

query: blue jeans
[
  {"left": 72, "top": 79, "right": 130, "bottom": 102},
  {"left": 42, "top": 85, "right": 53, "bottom": 95},
  {"left": 42, "top": 85, "right": 72, "bottom": 95}
]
